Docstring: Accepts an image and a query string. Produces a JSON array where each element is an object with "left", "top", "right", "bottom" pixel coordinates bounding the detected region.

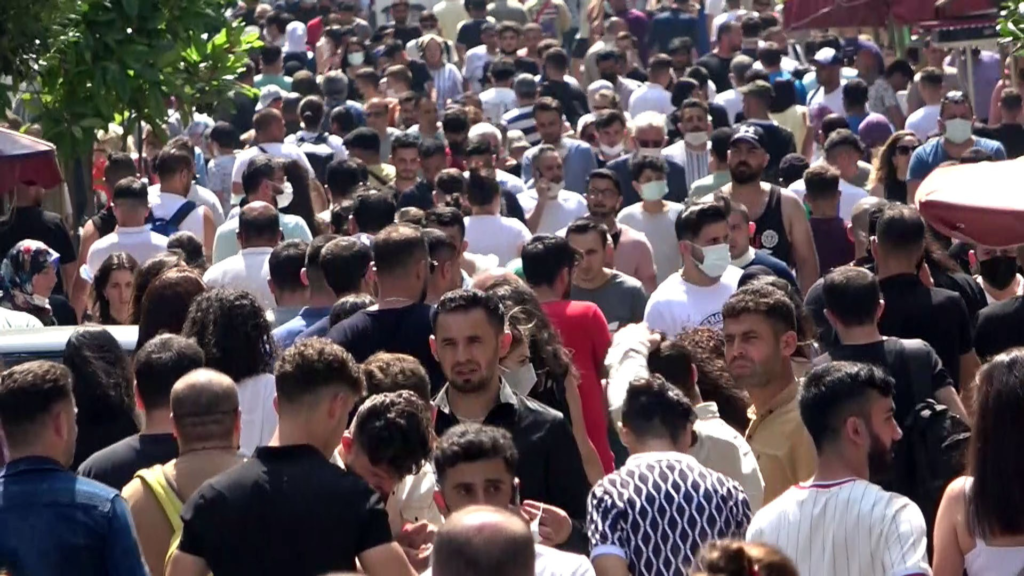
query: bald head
[
  {"left": 170, "top": 368, "right": 240, "bottom": 449},
  {"left": 238, "top": 200, "right": 282, "bottom": 248},
  {"left": 432, "top": 506, "right": 535, "bottom": 576},
  {"left": 850, "top": 197, "right": 888, "bottom": 258},
  {"left": 471, "top": 268, "right": 524, "bottom": 291},
  {"left": 606, "top": 17, "right": 626, "bottom": 36}
]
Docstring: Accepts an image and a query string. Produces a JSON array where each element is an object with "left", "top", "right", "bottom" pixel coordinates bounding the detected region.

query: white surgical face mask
[
  {"left": 547, "top": 180, "right": 564, "bottom": 199},
  {"left": 639, "top": 180, "right": 668, "bottom": 201},
  {"left": 943, "top": 118, "right": 973, "bottom": 144},
  {"left": 347, "top": 51, "right": 365, "bottom": 66},
  {"left": 684, "top": 131, "right": 709, "bottom": 146},
  {"left": 599, "top": 142, "right": 624, "bottom": 157},
  {"left": 276, "top": 181, "right": 294, "bottom": 208},
  {"left": 696, "top": 243, "right": 731, "bottom": 278},
  {"left": 503, "top": 363, "right": 538, "bottom": 396},
  {"left": 637, "top": 147, "right": 661, "bottom": 158}
]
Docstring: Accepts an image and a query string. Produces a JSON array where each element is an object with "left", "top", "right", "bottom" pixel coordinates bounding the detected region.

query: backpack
[
  {"left": 295, "top": 132, "right": 334, "bottom": 182},
  {"left": 134, "top": 466, "right": 185, "bottom": 570},
  {"left": 147, "top": 200, "right": 197, "bottom": 237}
]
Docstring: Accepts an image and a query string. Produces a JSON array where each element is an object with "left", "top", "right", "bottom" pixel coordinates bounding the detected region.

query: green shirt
[
  {"left": 688, "top": 172, "right": 732, "bottom": 203},
  {"left": 254, "top": 74, "right": 293, "bottom": 91}
]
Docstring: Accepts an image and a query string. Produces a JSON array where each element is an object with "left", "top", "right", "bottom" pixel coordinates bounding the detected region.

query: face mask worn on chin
[
  {"left": 599, "top": 142, "right": 624, "bottom": 157},
  {"left": 979, "top": 256, "right": 1019, "bottom": 290},
  {"left": 546, "top": 180, "right": 564, "bottom": 199},
  {"left": 503, "top": 363, "right": 538, "bottom": 396},
  {"left": 348, "top": 51, "right": 365, "bottom": 66},
  {"left": 696, "top": 243, "right": 731, "bottom": 278},
  {"left": 637, "top": 147, "right": 661, "bottom": 158},
  {"left": 944, "top": 118, "right": 973, "bottom": 144},
  {"left": 639, "top": 180, "right": 669, "bottom": 201},
  {"left": 684, "top": 131, "right": 709, "bottom": 146},
  {"left": 276, "top": 181, "right": 294, "bottom": 208}
]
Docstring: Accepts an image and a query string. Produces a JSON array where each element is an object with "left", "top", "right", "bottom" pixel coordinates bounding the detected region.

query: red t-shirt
[{"left": 541, "top": 300, "right": 614, "bottom": 473}]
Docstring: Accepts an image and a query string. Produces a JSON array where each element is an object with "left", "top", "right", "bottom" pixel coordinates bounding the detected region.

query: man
[
  {"left": 267, "top": 239, "right": 309, "bottom": 327},
  {"left": 746, "top": 362, "right": 931, "bottom": 576},
  {"left": 430, "top": 424, "right": 595, "bottom": 575},
  {"left": 607, "top": 112, "right": 688, "bottom": 208},
  {"left": 595, "top": 49, "right": 642, "bottom": 106},
  {"left": 664, "top": 98, "right": 712, "bottom": 190},
  {"left": 806, "top": 46, "right": 847, "bottom": 118},
  {"left": 583, "top": 18, "right": 627, "bottom": 87},
  {"left": 973, "top": 88, "right": 1024, "bottom": 159},
  {"left": 566, "top": 219, "right": 647, "bottom": 329},
  {"left": 970, "top": 243, "right": 1024, "bottom": 304},
  {"left": 334, "top": 0, "right": 371, "bottom": 41},
  {"left": 905, "top": 67, "right": 944, "bottom": 140},
  {"left": 442, "top": 108, "right": 472, "bottom": 169},
  {"left": 0, "top": 361, "right": 148, "bottom": 574},
  {"left": 293, "top": 236, "right": 373, "bottom": 342},
  {"left": 345, "top": 127, "right": 397, "bottom": 190},
  {"left": 78, "top": 334, "right": 205, "bottom": 490},
  {"left": 726, "top": 202, "right": 798, "bottom": 287},
  {"left": 230, "top": 108, "right": 317, "bottom": 200},
  {"left": 456, "top": 0, "right": 493, "bottom": 59},
  {"left": 430, "top": 289, "right": 592, "bottom": 553},
  {"left": 166, "top": 339, "right": 416, "bottom": 576},
  {"left": 390, "top": 0, "right": 421, "bottom": 44},
  {"left": 697, "top": 20, "right": 741, "bottom": 92},
  {"left": 538, "top": 49, "right": 587, "bottom": 128},
  {"left": 580, "top": 169, "right": 657, "bottom": 293},
  {"left": 203, "top": 202, "right": 280, "bottom": 310},
  {"left": 793, "top": 164, "right": 855, "bottom": 275},
  {"left": 82, "top": 177, "right": 169, "bottom": 284},
  {"left": 589, "top": 376, "right": 751, "bottom": 576},
  {"left": 385, "top": 133, "right": 432, "bottom": 204},
  {"left": 518, "top": 145, "right": 588, "bottom": 234},
  {"left": 254, "top": 45, "right": 293, "bottom": 90},
  {"left": 617, "top": 154, "right": 685, "bottom": 285},
  {"left": 524, "top": 0, "right": 572, "bottom": 46},
  {"left": 463, "top": 22, "right": 499, "bottom": 94},
  {"left": 464, "top": 135, "right": 529, "bottom": 221},
  {"left": 872, "top": 204, "right": 980, "bottom": 391},
  {"left": 272, "top": 234, "right": 338, "bottom": 348},
  {"left": 788, "top": 130, "right": 868, "bottom": 224},
  {"left": 520, "top": 98, "right": 596, "bottom": 196},
  {"left": 328, "top": 223, "right": 445, "bottom": 392},
  {"left": 364, "top": 98, "right": 402, "bottom": 162},
  {"left": 667, "top": 37, "right": 695, "bottom": 80},
  {"left": 735, "top": 81, "right": 796, "bottom": 182},
  {"left": 433, "top": 506, "right": 536, "bottom": 576},
  {"left": 424, "top": 228, "right": 463, "bottom": 304},
  {"left": 707, "top": 125, "right": 819, "bottom": 294},
  {"left": 851, "top": 40, "right": 905, "bottom": 129},
  {"left": 722, "top": 284, "right": 817, "bottom": 504},
  {"left": 649, "top": 0, "right": 705, "bottom": 56},
  {"left": 152, "top": 147, "right": 217, "bottom": 257},
  {"left": 161, "top": 136, "right": 227, "bottom": 227},
  {"left": 756, "top": 42, "right": 804, "bottom": 100},
  {"left": 517, "top": 23, "right": 545, "bottom": 67},
  {"left": 433, "top": 0, "right": 469, "bottom": 43},
  {"left": 503, "top": 74, "right": 542, "bottom": 146},
  {"left": 521, "top": 235, "right": 614, "bottom": 473},
  {"left": 628, "top": 54, "right": 674, "bottom": 117},
  {"left": 644, "top": 202, "right": 743, "bottom": 335},
  {"left": 907, "top": 39, "right": 961, "bottom": 113},
  {"left": 481, "top": 60, "right": 519, "bottom": 125},
  {"left": 593, "top": 109, "right": 629, "bottom": 166},
  {"left": 122, "top": 368, "right": 245, "bottom": 576},
  {"left": 689, "top": 127, "right": 735, "bottom": 198},
  {"left": 842, "top": 77, "right": 888, "bottom": 138},
  {"left": 821, "top": 266, "right": 969, "bottom": 427},
  {"left": 489, "top": 0, "right": 527, "bottom": 23},
  {"left": 464, "top": 170, "right": 532, "bottom": 267}
]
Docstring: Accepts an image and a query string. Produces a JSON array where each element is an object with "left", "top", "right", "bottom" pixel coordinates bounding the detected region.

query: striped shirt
[
  {"left": 746, "top": 478, "right": 931, "bottom": 576},
  {"left": 664, "top": 140, "right": 710, "bottom": 191},
  {"left": 588, "top": 452, "right": 751, "bottom": 576},
  {"left": 503, "top": 105, "right": 540, "bottom": 145},
  {"left": 428, "top": 63, "right": 464, "bottom": 112}
]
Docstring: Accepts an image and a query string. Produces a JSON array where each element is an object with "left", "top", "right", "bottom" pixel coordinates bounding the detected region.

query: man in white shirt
[
  {"left": 627, "top": 55, "right": 675, "bottom": 117},
  {"left": 746, "top": 362, "right": 931, "bottom": 576},
  {"left": 905, "top": 66, "right": 944, "bottom": 140},
  {"left": 463, "top": 171, "right": 532, "bottom": 266},
  {"left": 806, "top": 47, "right": 847, "bottom": 118},
  {"left": 663, "top": 99, "right": 712, "bottom": 191},
  {"left": 203, "top": 201, "right": 281, "bottom": 311},
  {"left": 517, "top": 145, "right": 588, "bottom": 234},
  {"left": 230, "top": 108, "right": 317, "bottom": 199},
  {"left": 644, "top": 202, "right": 742, "bottom": 336},
  {"left": 617, "top": 154, "right": 685, "bottom": 284},
  {"left": 463, "top": 23, "right": 499, "bottom": 94},
  {"left": 150, "top": 146, "right": 216, "bottom": 258},
  {"left": 713, "top": 55, "right": 755, "bottom": 125},
  {"left": 83, "top": 177, "right": 169, "bottom": 283},
  {"left": 480, "top": 60, "right": 519, "bottom": 125},
  {"left": 154, "top": 136, "right": 226, "bottom": 226},
  {"left": 787, "top": 130, "right": 868, "bottom": 222},
  {"left": 710, "top": 0, "right": 748, "bottom": 40}
]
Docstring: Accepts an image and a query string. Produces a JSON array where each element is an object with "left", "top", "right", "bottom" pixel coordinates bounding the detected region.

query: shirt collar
[
  {"left": 694, "top": 401, "right": 720, "bottom": 420},
  {"left": 732, "top": 247, "right": 756, "bottom": 268},
  {"left": 240, "top": 246, "right": 275, "bottom": 256},
  {"left": 115, "top": 225, "right": 150, "bottom": 234},
  {"left": 0, "top": 456, "right": 65, "bottom": 477},
  {"left": 434, "top": 378, "right": 518, "bottom": 416},
  {"left": 748, "top": 381, "right": 799, "bottom": 421}
]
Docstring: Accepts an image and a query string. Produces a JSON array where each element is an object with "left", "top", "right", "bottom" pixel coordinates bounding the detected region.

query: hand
[
  {"left": 521, "top": 501, "right": 572, "bottom": 546},
  {"left": 396, "top": 521, "right": 436, "bottom": 572},
  {"left": 535, "top": 179, "right": 551, "bottom": 203}
]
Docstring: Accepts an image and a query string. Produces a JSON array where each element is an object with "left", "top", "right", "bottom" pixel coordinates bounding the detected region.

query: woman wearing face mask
[
  {"left": 340, "top": 37, "right": 373, "bottom": 85},
  {"left": 0, "top": 240, "right": 63, "bottom": 326},
  {"left": 868, "top": 130, "right": 920, "bottom": 203},
  {"left": 281, "top": 159, "right": 326, "bottom": 235}
]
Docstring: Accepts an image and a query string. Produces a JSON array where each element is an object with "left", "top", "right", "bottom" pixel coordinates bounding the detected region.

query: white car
[{"left": 0, "top": 325, "right": 138, "bottom": 367}]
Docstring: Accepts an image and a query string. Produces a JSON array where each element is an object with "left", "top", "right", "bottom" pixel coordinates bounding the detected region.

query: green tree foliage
[
  {"left": 0, "top": 0, "right": 71, "bottom": 109},
  {"left": 1000, "top": 2, "right": 1024, "bottom": 54}
]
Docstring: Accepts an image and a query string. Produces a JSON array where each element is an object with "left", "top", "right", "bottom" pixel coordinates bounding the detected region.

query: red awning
[
  {"left": 783, "top": 0, "right": 997, "bottom": 31},
  {"left": 0, "top": 129, "right": 63, "bottom": 193}
]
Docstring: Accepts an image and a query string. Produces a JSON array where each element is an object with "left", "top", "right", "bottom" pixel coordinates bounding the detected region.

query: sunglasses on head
[
  {"left": 942, "top": 90, "right": 969, "bottom": 105},
  {"left": 895, "top": 143, "right": 919, "bottom": 156}
]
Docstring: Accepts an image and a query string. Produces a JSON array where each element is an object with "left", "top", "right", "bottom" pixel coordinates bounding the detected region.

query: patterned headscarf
[{"left": 0, "top": 240, "right": 59, "bottom": 324}]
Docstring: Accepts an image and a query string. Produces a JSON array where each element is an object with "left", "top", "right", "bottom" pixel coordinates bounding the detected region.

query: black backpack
[{"left": 295, "top": 133, "right": 333, "bottom": 182}]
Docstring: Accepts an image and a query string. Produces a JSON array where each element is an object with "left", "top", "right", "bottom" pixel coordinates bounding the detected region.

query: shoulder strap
[
  {"left": 168, "top": 200, "right": 198, "bottom": 228},
  {"left": 894, "top": 338, "right": 934, "bottom": 407},
  {"left": 134, "top": 466, "right": 184, "bottom": 533},
  {"left": 368, "top": 168, "right": 389, "bottom": 186}
]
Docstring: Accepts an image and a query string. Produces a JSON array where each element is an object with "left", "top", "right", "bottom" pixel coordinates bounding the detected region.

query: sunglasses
[
  {"left": 895, "top": 144, "right": 919, "bottom": 156},
  {"left": 942, "top": 90, "right": 968, "bottom": 104}
]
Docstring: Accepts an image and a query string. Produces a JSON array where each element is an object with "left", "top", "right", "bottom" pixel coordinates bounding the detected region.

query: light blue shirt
[
  {"left": 520, "top": 139, "right": 597, "bottom": 200},
  {"left": 212, "top": 212, "right": 313, "bottom": 264}
]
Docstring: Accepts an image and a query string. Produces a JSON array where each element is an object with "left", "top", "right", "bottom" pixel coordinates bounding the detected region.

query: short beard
[
  {"left": 867, "top": 429, "right": 894, "bottom": 484},
  {"left": 730, "top": 166, "right": 762, "bottom": 185},
  {"left": 448, "top": 373, "right": 493, "bottom": 394}
]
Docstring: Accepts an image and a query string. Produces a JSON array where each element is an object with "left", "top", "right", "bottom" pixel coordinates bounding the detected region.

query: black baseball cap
[{"left": 730, "top": 124, "right": 766, "bottom": 150}]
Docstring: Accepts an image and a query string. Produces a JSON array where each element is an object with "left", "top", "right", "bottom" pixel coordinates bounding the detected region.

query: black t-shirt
[
  {"left": 392, "top": 180, "right": 435, "bottom": 210},
  {"left": 878, "top": 273, "right": 974, "bottom": 390},
  {"left": 973, "top": 123, "right": 1024, "bottom": 159},
  {"left": 695, "top": 52, "right": 733, "bottom": 92},
  {"left": 456, "top": 19, "right": 488, "bottom": 49},
  {"left": 975, "top": 295, "right": 1024, "bottom": 359},
  {"left": 89, "top": 205, "right": 118, "bottom": 239},
  {"left": 76, "top": 433, "right": 179, "bottom": 490},
  {"left": 932, "top": 269, "right": 987, "bottom": 321},
  {"left": 49, "top": 295, "right": 77, "bottom": 326},
  {"left": 828, "top": 338, "right": 953, "bottom": 425},
  {"left": 406, "top": 58, "right": 433, "bottom": 95},
  {"left": 177, "top": 444, "right": 392, "bottom": 576},
  {"left": 0, "top": 207, "right": 77, "bottom": 296},
  {"left": 393, "top": 24, "right": 423, "bottom": 45},
  {"left": 327, "top": 304, "right": 445, "bottom": 395}
]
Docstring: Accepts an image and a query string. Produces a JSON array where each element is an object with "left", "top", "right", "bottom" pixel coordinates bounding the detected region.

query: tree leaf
[{"left": 121, "top": 0, "right": 138, "bottom": 19}]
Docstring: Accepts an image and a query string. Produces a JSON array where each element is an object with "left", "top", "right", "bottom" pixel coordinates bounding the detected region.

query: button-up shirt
[
  {"left": 0, "top": 456, "right": 149, "bottom": 576},
  {"left": 744, "top": 382, "right": 817, "bottom": 505}
]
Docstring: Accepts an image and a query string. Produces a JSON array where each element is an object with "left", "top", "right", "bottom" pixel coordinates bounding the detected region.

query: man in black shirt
[
  {"left": 390, "top": 0, "right": 422, "bottom": 45},
  {"left": 736, "top": 80, "right": 796, "bottom": 181},
  {"left": 539, "top": 48, "right": 588, "bottom": 128},
  {"left": 430, "top": 289, "right": 592, "bottom": 554},
  {"left": 696, "top": 20, "right": 741, "bottom": 93},
  {"left": 167, "top": 339, "right": 416, "bottom": 576},
  {"left": 976, "top": 295, "right": 1024, "bottom": 359},
  {"left": 327, "top": 223, "right": 445, "bottom": 393},
  {"left": 456, "top": 0, "right": 490, "bottom": 54},
  {"left": 77, "top": 334, "right": 205, "bottom": 489},
  {"left": 974, "top": 88, "right": 1024, "bottom": 159}
]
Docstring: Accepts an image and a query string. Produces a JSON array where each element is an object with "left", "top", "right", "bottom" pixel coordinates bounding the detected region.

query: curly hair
[
  {"left": 181, "top": 289, "right": 276, "bottom": 383},
  {"left": 676, "top": 327, "right": 751, "bottom": 433},
  {"left": 351, "top": 390, "right": 434, "bottom": 479},
  {"left": 91, "top": 252, "right": 138, "bottom": 325}
]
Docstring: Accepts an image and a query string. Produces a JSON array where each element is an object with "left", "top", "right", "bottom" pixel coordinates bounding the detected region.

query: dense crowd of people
[{"left": 5, "top": 0, "right": 1024, "bottom": 574}]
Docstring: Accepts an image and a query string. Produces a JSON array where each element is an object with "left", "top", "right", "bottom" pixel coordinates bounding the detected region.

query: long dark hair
[
  {"left": 130, "top": 253, "right": 186, "bottom": 324},
  {"left": 136, "top": 268, "right": 207, "bottom": 351},
  {"left": 968, "top": 348, "right": 1024, "bottom": 539},
  {"left": 63, "top": 327, "right": 136, "bottom": 425},
  {"left": 181, "top": 289, "right": 276, "bottom": 382},
  {"left": 870, "top": 130, "right": 919, "bottom": 191},
  {"left": 92, "top": 252, "right": 139, "bottom": 325},
  {"left": 283, "top": 158, "right": 322, "bottom": 236}
]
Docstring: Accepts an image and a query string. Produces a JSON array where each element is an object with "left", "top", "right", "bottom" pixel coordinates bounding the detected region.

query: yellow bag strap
[{"left": 134, "top": 466, "right": 184, "bottom": 534}]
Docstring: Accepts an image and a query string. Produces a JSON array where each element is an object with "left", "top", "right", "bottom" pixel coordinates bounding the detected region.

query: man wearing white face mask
[
  {"left": 518, "top": 146, "right": 589, "bottom": 234},
  {"left": 616, "top": 155, "right": 685, "bottom": 284},
  {"left": 643, "top": 202, "right": 743, "bottom": 337},
  {"left": 906, "top": 90, "right": 1007, "bottom": 204},
  {"left": 664, "top": 99, "right": 712, "bottom": 191},
  {"left": 606, "top": 111, "right": 689, "bottom": 207}
]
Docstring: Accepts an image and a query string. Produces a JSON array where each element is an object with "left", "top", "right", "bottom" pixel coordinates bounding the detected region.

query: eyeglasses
[
  {"left": 894, "top": 144, "right": 919, "bottom": 156},
  {"left": 586, "top": 187, "right": 617, "bottom": 198}
]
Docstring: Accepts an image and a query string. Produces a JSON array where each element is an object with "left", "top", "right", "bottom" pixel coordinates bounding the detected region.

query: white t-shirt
[
  {"left": 616, "top": 202, "right": 685, "bottom": 284},
  {"left": 463, "top": 44, "right": 495, "bottom": 94},
  {"left": 82, "top": 226, "right": 169, "bottom": 283},
  {"left": 480, "top": 87, "right": 519, "bottom": 125},
  {"left": 202, "top": 246, "right": 276, "bottom": 311},
  {"left": 628, "top": 83, "right": 675, "bottom": 117},
  {"left": 712, "top": 9, "right": 749, "bottom": 40},
  {"left": 714, "top": 89, "right": 743, "bottom": 125},
  {"left": 236, "top": 372, "right": 279, "bottom": 456},
  {"left": 905, "top": 103, "right": 941, "bottom": 140},
  {"left": 463, "top": 214, "right": 532, "bottom": 266},
  {"left": 746, "top": 478, "right": 931, "bottom": 576},
  {"left": 149, "top": 192, "right": 207, "bottom": 243},
  {"left": 787, "top": 178, "right": 869, "bottom": 223},
  {"left": 516, "top": 189, "right": 589, "bottom": 235},
  {"left": 149, "top": 182, "right": 225, "bottom": 227},
  {"left": 807, "top": 82, "right": 847, "bottom": 116},
  {"left": 643, "top": 265, "right": 743, "bottom": 336},
  {"left": 230, "top": 142, "right": 316, "bottom": 184}
]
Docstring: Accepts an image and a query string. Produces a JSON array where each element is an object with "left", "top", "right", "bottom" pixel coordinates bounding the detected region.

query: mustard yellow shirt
[{"left": 745, "top": 382, "right": 817, "bottom": 505}]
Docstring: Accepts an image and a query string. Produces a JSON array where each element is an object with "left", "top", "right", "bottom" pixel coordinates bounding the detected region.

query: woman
[
  {"left": 136, "top": 267, "right": 207, "bottom": 351},
  {"left": 0, "top": 240, "right": 61, "bottom": 326},
  {"left": 63, "top": 326, "right": 139, "bottom": 468},
  {"left": 340, "top": 36, "right": 372, "bottom": 80},
  {"left": 182, "top": 289, "right": 278, "bottom": 455},
  {"left": 91, "top": 252, "right": 138, "bottom": 325},
  {"left": 933, "top": 349, "right": 1024, "bottom": 575},
  {"left": 869, "top": 130, "right": 921, "bottom": 203},
  {"left": 694, "top": 540, "right": 799, "bottom": 576},
  {"left": 421, "top": 35, "right": 463, "bottom": 112},
  {"left": 130, "top": 253, "right": 187, "bottom": 324},
  {"left": 283, "top": 158, "right": 327, "bottom": 234},
  {"left": 769, "top": 78, "right": 812, "bottom": 160}
]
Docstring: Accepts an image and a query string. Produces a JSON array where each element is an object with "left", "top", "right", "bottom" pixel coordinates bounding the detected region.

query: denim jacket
[{"left": 0, "top": 456, "right": 149, "bottom": 576}]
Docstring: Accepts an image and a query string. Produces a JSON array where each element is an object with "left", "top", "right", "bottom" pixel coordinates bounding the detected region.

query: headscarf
[{"left": 0, "top": 240, "right": 58, "bottom": 324}]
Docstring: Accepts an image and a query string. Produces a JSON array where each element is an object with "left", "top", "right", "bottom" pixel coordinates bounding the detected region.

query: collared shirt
[
  {"left": 212, "top": 212, "right": 312, "bottom": 264},
  {"left": 0, "top": 456, "right": 149, "bottom": 576},
  {"left": 272, "top": 305, "right": 333, "bottom": 349},
  {"left": 663, "top": 140, "right": 711, "bottom": 190},
  {"left": 745, "top": 383, "right": 818, "bottom": 505},
  {"left": 692, "top": 402, "right": 765, "bottom": 513},
  {"left": 202, "top": 246, "right": 276, "bottom": 310}
]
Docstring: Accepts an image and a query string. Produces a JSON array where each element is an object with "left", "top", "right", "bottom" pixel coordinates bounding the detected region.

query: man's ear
[
  {"left": 300, "top": 267, "right": 310, "bottom": 287},
  {"left": 747, "top": 221, "right": 756, "bottom": 239}
]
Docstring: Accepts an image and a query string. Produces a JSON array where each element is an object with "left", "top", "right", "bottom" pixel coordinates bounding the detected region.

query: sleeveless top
[
  {"left": 135, "top": 466, "right": 186, "bottom": 570},
  {"left": 964, "top": 478, "right": 1024, "bottom": 575},
  {"left": 752, "top": 185, "right": 793, "bottom": 266}
]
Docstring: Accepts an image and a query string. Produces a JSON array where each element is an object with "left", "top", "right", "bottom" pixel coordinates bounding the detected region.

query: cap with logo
[{"left": 730, "top": 124, "right": 767, "bottom": 150}]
